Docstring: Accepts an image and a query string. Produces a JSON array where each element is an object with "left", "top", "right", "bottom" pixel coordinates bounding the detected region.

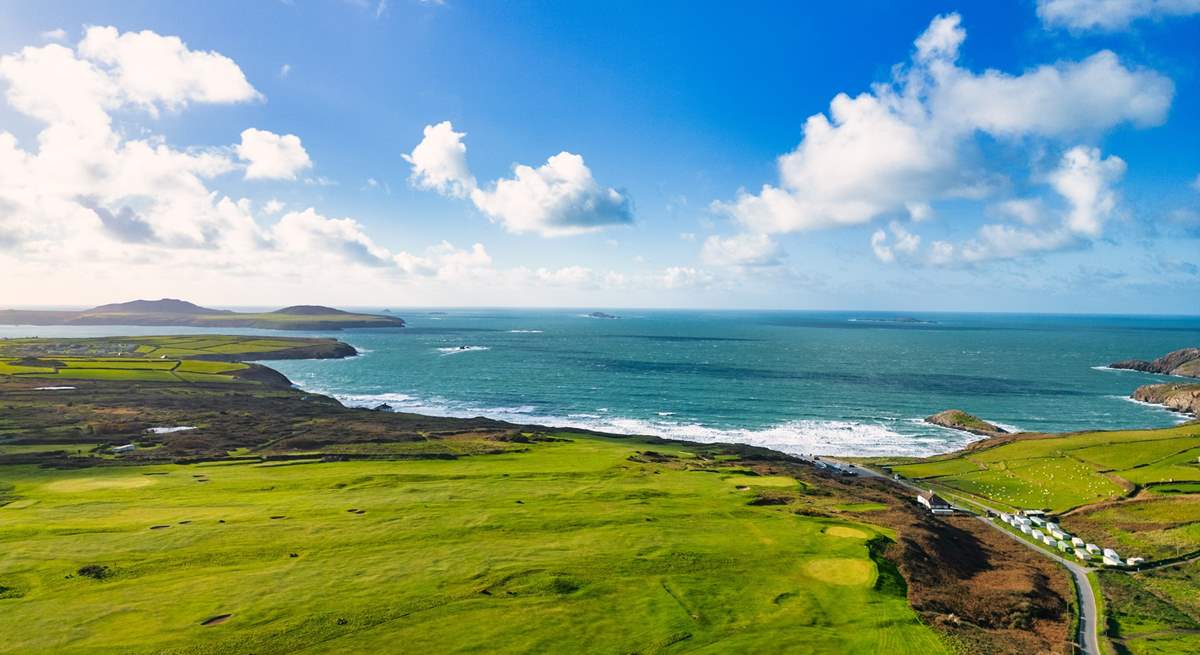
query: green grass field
[
  {"left": 0, "top": 434, "right": 949, "bottom": 655},
  {"left": 883, "top": 423, "right": 1200, "bottom": 513},
  {"left": 1099, "top": 560, "right": 1200, "bottom": 655},
  {"left": 0, "top": 335, "right": 357, "bottom": 384}
]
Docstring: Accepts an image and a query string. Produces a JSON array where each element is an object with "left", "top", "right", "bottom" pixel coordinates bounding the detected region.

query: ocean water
[{"left": 4, "top": 310, "right": 1198, "bottom": 456}]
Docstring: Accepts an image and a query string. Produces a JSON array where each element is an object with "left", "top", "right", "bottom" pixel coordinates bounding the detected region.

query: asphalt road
[{"left": 821, "top": 458, "right": 1100, "bottom": 655}]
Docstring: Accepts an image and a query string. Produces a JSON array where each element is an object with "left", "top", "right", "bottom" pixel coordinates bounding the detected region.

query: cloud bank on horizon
[{"left": 0, "top": 1, "right": 1196, "bottom": 310}]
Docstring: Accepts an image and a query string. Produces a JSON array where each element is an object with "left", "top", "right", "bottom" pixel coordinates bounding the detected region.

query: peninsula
[{"left": 0, "top": 299, "right": 405, "bottom": 331}]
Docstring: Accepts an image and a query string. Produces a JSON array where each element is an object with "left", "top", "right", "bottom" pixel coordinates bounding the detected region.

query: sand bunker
[
  {"left": 802, "top": 559, "right": 874, "bottom": 586},
  {"left": 44, "top": 477, "right": 155, "bottom": 493},
  {"left": 823, "top": 526, "right": 869, "bottom": 539}
]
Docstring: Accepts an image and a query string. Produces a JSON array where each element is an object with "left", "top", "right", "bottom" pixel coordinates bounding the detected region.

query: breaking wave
[{"left": 323, "top": 390, "right": 977, "bottom": 457}]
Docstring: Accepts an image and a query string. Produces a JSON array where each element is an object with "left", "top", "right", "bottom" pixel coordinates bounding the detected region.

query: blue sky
[{"left": 0, "top": 0, "right": 1197, "bottom": 312}]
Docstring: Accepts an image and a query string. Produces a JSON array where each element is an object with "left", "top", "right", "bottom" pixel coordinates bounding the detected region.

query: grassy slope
[
  {"left": 882, "top": 423, "right": 1200, "bottom": 513},
  {"left": 870, "top": 423, "right": 1200, "bottom": 655},
  {"left": 0, "top": 435, "right": 948, "bottom": 655}
]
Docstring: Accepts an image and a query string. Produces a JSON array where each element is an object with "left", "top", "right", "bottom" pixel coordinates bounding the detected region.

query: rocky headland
[
  {"left": 925, "top": 409, "right": 1009, "bottom": 436},
  {"left": 1110, "top": 347, "right": 1200, "bottom": 378}
]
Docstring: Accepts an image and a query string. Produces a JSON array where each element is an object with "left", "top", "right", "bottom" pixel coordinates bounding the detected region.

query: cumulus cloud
[
  {"left": 891, "top": 147, "right": 1126, "bottom": 265},
  {"left": 405, "top": 121, "right": 633, "bottom": 237},
  {"left": 236, "top": 128, "right": 313, "bottom": 180},
  {"left": 700, "top": 233, "right": 783, "bottom": 267},
  {"left": 403, "top": 121, "right": 474, "bottom": 197},
  {"left": 870, "top": 222, "right": 921, "bottom": 263},
  {"left": 469, "top": 152, "right": 633, "bottom": 236},
  {"left": 661, "top": 266, "right": 714, "bottom": 289},
  {"left": 41, "top": 28, "right": 68, "bottom": 42},
  {"left": 1037, "top": 0, "right": 1200, "bottom": 31},
  {"left": 77, "top": 26, "right": 261, "bottom": 113},
  {"left": 0, "top": 26, "right": 502, "bottom": 290},
  {"left": 713, "top": 13, "right": 1171, "bottom": 243}
]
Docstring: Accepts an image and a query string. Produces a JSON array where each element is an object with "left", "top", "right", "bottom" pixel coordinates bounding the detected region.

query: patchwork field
[
  {"left": 1098, "top": 560, "right": 1200, "bottom": 655},
  {"left": 0, "top": 435, "right": 949, "bottom": 655},
  {"left": 880, "top": 423, "right": 1200, "bottom": 514},
  {"left": 0, "top": 336, "right": 355, "bottom": 384}
]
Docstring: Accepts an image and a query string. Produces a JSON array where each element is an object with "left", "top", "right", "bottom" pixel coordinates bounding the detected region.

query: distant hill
[
  {"left": 86, "top": 298, "right": 230, "bottom": 315},
  {"left": 0, "top": 299, "right": 404, "bottom": 331},
  {"left": 272, "top": 305, "right": 351, "bottom": 316},
  {"left": 1111, "top": 347, "right": 1200, "bottom": 378}
]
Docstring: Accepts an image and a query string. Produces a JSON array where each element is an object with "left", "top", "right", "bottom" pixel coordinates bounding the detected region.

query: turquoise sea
[{"left": 4, "top": 310, "right": 1199, "bottom": 456}]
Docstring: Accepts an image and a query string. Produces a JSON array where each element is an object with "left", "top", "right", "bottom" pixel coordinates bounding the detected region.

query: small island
[
  {"left": 587, "top": 311, "right": 619, "bottom": 319},
  {"left": 925, "top": 409, "right": 1008, "bottom": 436},
  {"left": 0, "top": 298, "right": 405, "bottom": 331}
]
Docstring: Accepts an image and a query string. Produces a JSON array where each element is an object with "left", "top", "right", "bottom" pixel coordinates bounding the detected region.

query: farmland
[
  {"left": 879, "top": 423, "right": 1200, "bottom": 514},
  {"left": 868, "top": 421, "right": 1200, "bottom": 655},
  {"left": 0, "top": 335, "right": 356, "bottom": 384}
]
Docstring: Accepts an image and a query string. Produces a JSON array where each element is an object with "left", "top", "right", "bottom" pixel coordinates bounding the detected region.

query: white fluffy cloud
[
  {"left": 701, "top": 233, "right": 783, "bottom": 267},
  {"left": 714, "top": 13, "right": 1171, "bottom": 241},
  {"left": 40, "top": 28, "right": 68, "bottom": 42},
  {"left": 0, "top": 27, "right": 497, "bottom": 289},
  {"left": 405, "top": 121, "right": 633, "bottom": 237},
  {"left": 870, "top": 222, "right": 921, "bottom": 263},
  {"left": 1037, "top": 0, "right": 1200, "bottom": 31},
  {"left": 77, "top": 26, "right": 261, "bottom": 113},
  {"left": 896, "top": 147, "right": 1126, "bottom": 265},
  {"left": 403, "top": 121, "right": 474, "bottom": 197},
  {"left": 236, "top": 128, "right": 313, "bottom": 180}
]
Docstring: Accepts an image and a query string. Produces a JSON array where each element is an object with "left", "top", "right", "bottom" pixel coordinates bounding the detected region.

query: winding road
[{"left": 822, "top": 458, "right": 1101, "bottom": 655}]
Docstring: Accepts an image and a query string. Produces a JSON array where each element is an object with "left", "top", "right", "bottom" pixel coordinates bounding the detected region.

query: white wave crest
[
  {"left": 508, "top": 329, "right": 544, "bottom": 333},
  {"left": 326, "top": 390, "right": 974, "bottom": 457},
  {"left": 436, "top": 346, "right": 490, "bottom": 355}
]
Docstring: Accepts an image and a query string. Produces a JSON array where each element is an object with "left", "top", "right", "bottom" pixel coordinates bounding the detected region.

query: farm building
[
  {"left": 111, "top": 444, "right": 136, "bottom": 454},
  {"left": 916, "top": 490, "right": 953, "bottom": 514},
  {"left": 1074, "top": 549, "right": 1090, "bottom": 561}
]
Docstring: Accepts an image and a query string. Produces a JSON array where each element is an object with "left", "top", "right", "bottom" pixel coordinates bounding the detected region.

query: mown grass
[{"left": 0, "top": 434, "right": 949, "bottom": 655}]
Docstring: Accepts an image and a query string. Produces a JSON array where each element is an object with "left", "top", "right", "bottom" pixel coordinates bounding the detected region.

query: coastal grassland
[
  {"left": 1098, "top": 560, "right": 1200, "bottom": 655},
  {"left": 0, "top": 335, "right": 359, "bottom": 385},
  {"left": 0, "top": 335, "right": 354, "bottom": 362},
  {"left": 878, "top": 423, "right": 1200, "bottom": 513},
  {"left": 0, "top": 435, "right": 949, "bottom": 655}
]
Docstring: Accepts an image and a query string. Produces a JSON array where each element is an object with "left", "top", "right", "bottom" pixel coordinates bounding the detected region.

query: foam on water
[
  {"left": 328, "top": 390, "right": 978, "bottom": 457},
  {"left": 1109, "top": 395, "right": 1192, "bottom": 423},
  {"left": 436, "top": 346, "right": 490, "bottom": 355}
]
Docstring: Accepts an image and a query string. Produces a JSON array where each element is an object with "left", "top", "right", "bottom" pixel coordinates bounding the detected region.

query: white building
[
  {"left": 1042, "top": 534, "right": 1057, "bottom": 546},
  {"left": 1021, "top": 525, "right": 1032, "bottom": 534},
  {"left": 1086, "top": 543, "right": 1101, "bottom": 554},
  {"left": 916, "top": 490, "right": 953, "bottom": 515},
  {"left": 1103, "top": 548, "right": 1120, "bottom": 560},
  {"left": 1102, "top": 555, "right": 1122, "bottom": 567},
  {"left": 1126, "top": 557, "right": 1145, "bottom": 566},
  {"left": 1074, "top": 549, "right": 1090, "bottom": 560},
  {"left": 1071, "top": 537, "right": 1085, "bottom": 548},
  {"left": 112, "top": 444, "right": 136, "bottom": 454},
  {"left": 1031, "top": 529, "right": 1044, "bottom": 541},
  {"left": 1057, "top": 540, "right": 1071, "bottom": 552}
]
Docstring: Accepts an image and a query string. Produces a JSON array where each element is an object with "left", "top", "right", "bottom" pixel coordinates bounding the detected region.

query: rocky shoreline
[
  {"left": 1110, "top": 347, "right": 1200, "bottom": 378},
  {"left": 1132, "top": 383, "right": 1200, "bottom": 418}
]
